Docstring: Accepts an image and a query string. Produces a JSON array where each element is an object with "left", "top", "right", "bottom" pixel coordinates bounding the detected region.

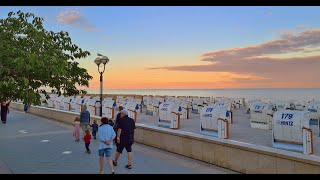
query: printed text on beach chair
[
  {"left": 200, "top": 106, "right": 229, "bottom": 139},
  {"left": 102, "top": 100, "right": 116, "bottom": 120},
  {"left": 246, "top": 99, "right": 261, "bottom": 110},
  {"left": 158, "top": 102, "right": 182, "bottom": 129},
  {"left": 250, "top": 102, "right": 274, "bottom": 130},
  {"left": 272, "top": 110, "right": 313, "bottom": 154}
]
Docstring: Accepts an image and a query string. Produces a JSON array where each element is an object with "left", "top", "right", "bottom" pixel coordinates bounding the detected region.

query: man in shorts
[
  {"left": 98, "top": 117, "right": 116, "bottom": 174},
  {"left": 113, "top": 109, "right": 135, "bottom": 169}
]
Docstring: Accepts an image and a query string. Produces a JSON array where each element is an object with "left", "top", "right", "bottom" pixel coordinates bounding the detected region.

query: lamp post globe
[
  {"left": 94, "top": 54, "right": 109, "bottom": 117},
  {"left": 94, "top": 57, "right": 101, "bottom": 66},
  {"left": 100, "top": 56, "right": 109, "bottom": 65}
]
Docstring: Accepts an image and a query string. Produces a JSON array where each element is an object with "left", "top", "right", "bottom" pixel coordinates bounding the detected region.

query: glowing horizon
[{"left": 1, "top": 6, "right": 320, "bottom": 90}]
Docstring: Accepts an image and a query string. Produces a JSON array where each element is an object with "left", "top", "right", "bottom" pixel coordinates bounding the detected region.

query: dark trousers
[
  {"left": 24, "top": 104, "right": 29, "bottom": 112},
  {"left": 92, "top": 131, "right": 97, "bottom": 138},
  {"left": 1, "top": 112, "right": 7, "bottom": 123},
  {"left": 1, "top": 107, "right": 7, "bottom": 123},
  {"left": 85, "top": 142, "right": 90, "bottom": 151}
]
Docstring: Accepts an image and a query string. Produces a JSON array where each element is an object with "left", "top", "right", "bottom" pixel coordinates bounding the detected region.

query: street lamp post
[{"left": 94, "top": 54, "right": 109, "bottom": 117}]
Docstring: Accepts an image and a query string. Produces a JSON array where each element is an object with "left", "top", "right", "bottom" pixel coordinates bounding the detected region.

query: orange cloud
[
  {"left": 148, "top": 29, "right": 320, "bottom": 88},
  {"left": 200, "top": 29, "right": 320, "bottom": 62}
]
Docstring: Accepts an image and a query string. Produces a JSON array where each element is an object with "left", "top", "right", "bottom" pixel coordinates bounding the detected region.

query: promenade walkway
[{"left": 0, "top": 109, "right": 237, "bottom": 174}]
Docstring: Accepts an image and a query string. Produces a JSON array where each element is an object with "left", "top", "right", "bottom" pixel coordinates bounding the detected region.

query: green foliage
[{"left": 0, "top": 11, "right": 93, "bottom": 105}]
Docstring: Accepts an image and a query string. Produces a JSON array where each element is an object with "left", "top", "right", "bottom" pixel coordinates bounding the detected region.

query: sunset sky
[{"left": 1, "top": 6, "right": 320, "bottom": 90}]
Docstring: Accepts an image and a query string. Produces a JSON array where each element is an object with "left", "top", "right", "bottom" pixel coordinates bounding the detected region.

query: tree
[{"left": 0, "top": 11, "right": 93, "bottom": 105}]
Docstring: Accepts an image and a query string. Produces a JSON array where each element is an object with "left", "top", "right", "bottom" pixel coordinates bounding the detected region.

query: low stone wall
[
  {"left": 10, "top": 102, "right": 320, "bottom": 174},
  {"left": 10, "top": 102, "right": 25, "bottom": 111},
  {"left": 135, "top": 125, "right": 320, "bottom": 173},
  {"left": 10, "top": 103, "right": 102, "bottom": 125}
]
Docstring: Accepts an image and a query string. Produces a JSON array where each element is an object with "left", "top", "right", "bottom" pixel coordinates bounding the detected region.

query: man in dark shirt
[
  {"left": 114, "top": 106, "right": 123, "bottom": 136},
  {"left": 113, "top": 109, "right": 135, "bottom": 169},
  {"left": 113, "top": 106, "right": 123, "bottom": 147}
]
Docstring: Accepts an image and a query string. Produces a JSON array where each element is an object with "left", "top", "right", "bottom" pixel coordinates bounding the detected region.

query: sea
[{"left": 86, "top": 88, "right": 320, "bottom": 102}]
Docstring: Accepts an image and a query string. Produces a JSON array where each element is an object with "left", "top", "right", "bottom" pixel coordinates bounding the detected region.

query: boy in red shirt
[{"left": 84, "top": 129, "right": 92, "bottom": 154}]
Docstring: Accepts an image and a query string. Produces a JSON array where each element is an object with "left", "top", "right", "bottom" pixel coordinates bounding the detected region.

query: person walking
[
  {"left": 89, "top": 119, "right": 99, "bottom": 139},
  {"left": 80, "top": 104, "right": 90, "bottom": 139},
  {"left": 23, "top": 103, "right": 30, "bottom": 113},
  {"left": 98, "top": 117, "right": 116, "bottom": 174},
  {"left": 73, "top": 117, "right": 81, "bottom": 141},
  {"left": 113, "top": 106, "right": 123, "bottom": 144},
  {"left": 1, "top": 100, "right": 11, "bottom": 124},
  {"left": 84, "top": 129, "right": 92, "bottom": 154},
  {"left": 113, "top": 109, "right": 135, "bottom": 169}
]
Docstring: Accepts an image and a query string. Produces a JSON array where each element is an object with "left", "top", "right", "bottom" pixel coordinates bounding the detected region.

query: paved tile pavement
[{"left": 0, "top": 110, "right": 237, "bottom": 174}]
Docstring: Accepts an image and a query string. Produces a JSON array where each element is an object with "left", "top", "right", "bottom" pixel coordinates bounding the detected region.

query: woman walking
[{"left": 1, "top": 100, "right": 11, "bottom": 124}]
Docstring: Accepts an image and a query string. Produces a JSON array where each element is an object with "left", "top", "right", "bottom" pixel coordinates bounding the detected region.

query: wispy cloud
[
  {"left": 148, "top": 29, "right": 320, "bottom": 87},
  {"left": 296, "top": 24, "right": 309, "bottom": 30},
  {"left": 200, "top": 30, "right": 320, "bottom": 62},
  {"left": 273, "top": 24, "right": 311, "bottom": 37},
  {"left": 56, "top": 9, "right": 95, "bottom": 32},
  {"left": 150, "top": 55, "right": 320, "bottom": 74}
]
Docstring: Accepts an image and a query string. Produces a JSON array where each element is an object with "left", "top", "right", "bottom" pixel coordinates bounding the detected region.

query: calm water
[{"left": 86, "top": 88, "right": 320, "bottom": 102}]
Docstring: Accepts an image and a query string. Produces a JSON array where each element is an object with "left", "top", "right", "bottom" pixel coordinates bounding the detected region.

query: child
[
  {"left": 90, "top": 120, "right": 99, "bottom": 139},
  {"left": 84, "top": 129, "right": 92, "bottom": 154},
  {"left": 73, "top": 117, "right": 80, "bottom": 141}
]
